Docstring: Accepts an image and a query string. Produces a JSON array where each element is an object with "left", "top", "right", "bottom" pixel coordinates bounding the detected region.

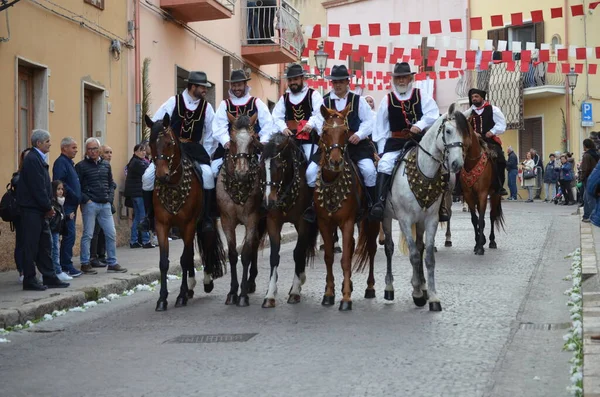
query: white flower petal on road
[
  {"left": 25, "top": 321, "right": 34, "bottom": 328},
  {"left": 0, "top": 328, "right": 8, "bottom": 335},
  {"left": 83, "top": 301, "right": 98, "bottom": 308},
  {"left": 97, "top": 297, "right": 110, "bottom": 304},
  {"left": 122, "top": 290, "right": 134, "bottom": 296},
  {"left": 150, "top": 280, "right": 159, "bottom": 286},
  {"left": 69, "top": 307, "right": 86, "bottom": 313},
  {"left": 533, "top": 376, "right": 540, "bottom": 380},
  {"left": 52, "top": 310, "right": 66, "bottom": 317},
  {"left": 106, "top": 294, "right": 120, "bottom": 301},
  {"left": 134, "top": 284, "right": 152, "bottom": 292},
  {"left": 167, "top": 274, "right": 181, "bottom": 280},
  {"left": 13, "top": 324, "right": 23, "bottom": 330},
  {"left": 0, "top": 338, "right": 10, "bottom": 343},
  {"left": 42, "top": 314, "right": 53, "bottom": 321}
]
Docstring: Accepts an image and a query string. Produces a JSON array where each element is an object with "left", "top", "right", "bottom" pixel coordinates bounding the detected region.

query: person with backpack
[
  {"left": 581, "top": 139, "right": 600, "bottom": 222},
  {"left": 49, "top": 180, "right": 73, "bottom": 282}
]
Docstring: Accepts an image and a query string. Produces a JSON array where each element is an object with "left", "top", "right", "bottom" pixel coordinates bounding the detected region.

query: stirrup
[
  {"left": 438, "top": 206, "right": 450, "bottom": 222},
  {"left": 369, "top": 202, "right": 385, "bottom": 221},
  {"left": 303, "top": 206, "right": 316, "bottom": 223}
]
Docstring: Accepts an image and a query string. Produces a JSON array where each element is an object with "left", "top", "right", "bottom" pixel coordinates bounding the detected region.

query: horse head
[
  {"left": 261, "top": 133, "right": 295, "bottom": 210},
  {"left": 319, "top": 104, "right": 351, "bottom": 172},
  {"left": 227, "top": 112, "right": 261, "bottom": 180},
  {"left": 437, "top": 102, "right": 469, "bottom": 174},
  {"left": 144, "top": 113, "right": 179, "bottom": 184}
]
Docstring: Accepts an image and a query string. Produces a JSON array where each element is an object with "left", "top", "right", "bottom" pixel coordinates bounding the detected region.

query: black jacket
[
  {"left": 16, "top": 149, "right": 53, "bottom": 213},
  {"left": 124, "top": 155, "right": 148, "bottom": 198},
  {"left": 49, "top": 199, "right": 66, "bottom": 235},
  {"left": 507, "top": 151, "right": 518, "bottom": 171},
  {"left": 75, "top": 157, "right": 115, "bottom": 204}
]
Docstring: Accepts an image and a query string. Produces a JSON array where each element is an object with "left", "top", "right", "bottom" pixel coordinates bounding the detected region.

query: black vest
[
  {"left": 170, "top": 94, "right": 208, "bottom": 143},
  {"left": 324, "top": 91, "right": 361, "bottom": 133},
  {"left": 388, "top": 89, "right": 423, "bottom": 131},
  {"left": 469, "top": 105, "right": 496, "bottom": 135},
  {"left": 284, "top": 88, "right": 314, "bottom": 123},
  {"left": 226, "top": 97, "right": 261, "bottom": 134}
]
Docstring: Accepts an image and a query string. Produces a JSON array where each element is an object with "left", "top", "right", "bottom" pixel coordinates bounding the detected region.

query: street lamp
[
  {"left": 314, "top": 41, "right": 329, "bottom": 77},
  {"left": 566, "top": 67, "right": 578, "bottom": 105}
]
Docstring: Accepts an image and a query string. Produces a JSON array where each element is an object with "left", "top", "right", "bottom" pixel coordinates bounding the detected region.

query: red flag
[
  {"left": 376, "top": 71, "right": 383, "bottom": 79},
  {"left": 369, "top": 23, "right": 381, "bottom": 36},
  {"left": 389, "top": 22, "right": 401, "bottom": 36},
  {"left": 415, "top": 72, "right": 426, "bottom": 81},
  {"left": 597, "top": 47, "right": 600, "bottom": 59},
  {"left": 428, "top": 72, "right": 437, "bottom": 80},
  {"left": 449, "top": 19, "right": 462, "bottom": 32},
  {"left": 491, "top": 15, "right": 504, "bottom": 27},
  {"left": 538, "top": 49, "right": 550, "bottom": 62},
  {"left": 328, "top": 24, "right": 340, "bottom": 37},
  {"left": 350, "top": 82, "right": 355, "bottom": 90},
  {"left": 408, "top": 21, "right": 421, "bottom": 35},
  {"left": 520, "top": 50, "right": 531, "bottom": 63},
  {"left": 591, "top": 2, "right": 600, "bottom": 10},
  {"left": 427, "top": 58, "right": 436, "bottom": 67},
  {"left": 551, "top": 7, "right": 563, "bottom": 18},
  {"left": 429, "top": 49, "right": 439, "bottom": 60},
  {"left": 358, "top": 44, "right": 369, "bottom": 56},
  {"left": 429, "top": 20, "right": 442, "bottom": 34},
  {"left": 557, "top": 48, "right": 568, "bottom": 61},
  {"left": 368, "top": 84, "right": 374, "bottom": 91},
  {"left": 306, "top": 39, "right": 318, "bottom": 51},
  {"left": 571, "top": 5, "right": 584, "bottom": 16},
  {"left": 531, "top": 10, "right": 544, "bottom": 23},
  {"left": 506, "top": 62, "right": 515, "bottom": 72},
  {"left": 377, "top": 58, "right": 386, "bottom": 64},
  {"left": 561, "top": 63, "right": 571, "bottom": 74},
  {"left": 352, "top": 52, "right": 362, "bottom": 62},
  {"left": 365, "top": 53, "right": 373, "bottom": 63},
  {"left": 453, "top": 59, "right": 462, "bottom": 69},
  {"left": 440, "top": 57, "right": 449, "bottom": 67},
  {"left": 366, "top": 71, "right": 373, "bottom": 79},
  {"left": 511, "top": 12, "right": 523, "bottom": 26},
  {"left": 481, "top": 50, "right": 492, "bottom": 63},
  {"left": 502, "top": 51, "right": 512, "bottom": 62},
  {"left": 576, "top": 47, "right": 587, "bottom": 60},
  {"left": 311, "top": 25, "right": 321, "bottom": 39},
  {"left": 402, "top": 55, "right": 410, "bottom": 63},
  {"left": 355, "top": 70, "right": 363, "bottom": 78},
  {"left": 439, "top": 71, "right": 447, "bottom": 79},
  {"left": 377, "top": 84, "right": 383, "bottom": 91},
  {"left": 520, "top": 61, "right": 529, "bottom": 72},
  {"left": 411, "top": 48, "right": 422, "bottom": 60},
  {"left": 448, "top": 70, "right": 459, "bottom": 78},
  {"left": 465, "top": 50, "right": 476, "bottom": 63},
  {"left": 470, "top": 17, "right": 483, "bottom": 31},
  {"left": 341, "top": 43, "right": 353, "bottom": 55},
  {"left": 547, "top": 63, "right": 557, "bottom": 73},
  {"left": 480, "top": 62, "right": 490, "bottom": 70},
  {"left": 575, "top": 63, "right": 584, "bottom": 74},
  {"left": 377, "top": 46, "right": 387, "bottom": 59},
  {"left": 349, "top": 24, "right": 361, "bottom": 36},
  {"left": 589, "top": 64, "right": 598, "bottom": 75},
  {"left": 446, "top": 49, "right": 457, "bottom": 61},
  {"left": 323, "top": 41, "right": 335, "bottom": 58},
  {"left": 302, "top": 47, "right": 310, "bottom": 57}
]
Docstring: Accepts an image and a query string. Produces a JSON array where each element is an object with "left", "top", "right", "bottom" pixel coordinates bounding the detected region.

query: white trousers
[
  {"left": 301, "top": 143, "right": 317, "bottom": 163},
  {"left": 211, "top": 158, "right": 224, "bottom": 179},
  {"left": 306, "top": 158, "right": 377, "bottom": 187},
  {"left": 377, "top": 151, "right": 401, "bottom": 175},
  {"left": 197, "top": 163, "right": 215, "bottom": 189}
]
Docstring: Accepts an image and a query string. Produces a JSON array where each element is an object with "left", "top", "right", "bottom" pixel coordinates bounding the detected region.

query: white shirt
[
  {"left": 151, "top": 89, "right": 217, "bottom": 158},
  {"left": 373, "top": 87, "right": 439, "bottom": 153},
  {"left": 313, "top": 90, "right": 373, "bottom": 140},
  {"left": 142, "top": 162, "right": 155, "bottom": 191},
  {"left": 469, "top": 103, "right": 507, "bottom": 135},
  {"left": 212, "top": 87, "right": 275, "bottom": 146},
  {"left": 271, "top": 86, "right": 324, "bottom": 134}
]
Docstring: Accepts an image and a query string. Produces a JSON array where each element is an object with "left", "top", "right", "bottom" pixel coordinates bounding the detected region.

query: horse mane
[
  {"left": 451, "top": 111, "right": 470, "bottom": 140},
  {"left": 262, "top": 133, "right": 289, "bottom": 159},
  {"left": 149, "top": 119, "right": 165, "bottom": 143},
  {"left": 234, "top": 114, "right": 252, "bottom": 131}
]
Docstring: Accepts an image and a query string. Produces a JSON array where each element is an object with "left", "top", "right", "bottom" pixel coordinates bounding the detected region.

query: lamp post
[
  {"left": 566, "top": 67, "right": 578, "bottom": 105},
  {"left": 314, "top": 41, "right": 329, "bottom": 94}
]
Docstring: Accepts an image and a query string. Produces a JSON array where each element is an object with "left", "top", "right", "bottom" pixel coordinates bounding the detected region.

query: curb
[{"left": 0, "top": 229, "right": 298, "bottom": 329}]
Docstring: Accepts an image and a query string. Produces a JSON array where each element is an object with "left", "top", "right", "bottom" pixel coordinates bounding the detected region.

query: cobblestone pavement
[{"left": 0, "top": 201, "right": 578, "bottom": 397}]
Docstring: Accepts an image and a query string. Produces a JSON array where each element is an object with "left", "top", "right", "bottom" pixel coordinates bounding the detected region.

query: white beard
[{"left": 395, "top": 82, "right": 412, "bottom": 95}]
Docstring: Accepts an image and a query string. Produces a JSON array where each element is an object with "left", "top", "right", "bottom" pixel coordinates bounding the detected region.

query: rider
[
  {"left": 369, "top": 62, "right": 441, "bottom": 221},
  {"left": 151, "top": 71, "right": 217, "bottom": 232},
  {"left": 303, "top": 65, "right": 376, "bottom": 223},
  {"left": 271, "top": 63, "right": 324, "bottom": 162},
  {"left": 467, "top": 88, "right": 509, "bottom": 196}
]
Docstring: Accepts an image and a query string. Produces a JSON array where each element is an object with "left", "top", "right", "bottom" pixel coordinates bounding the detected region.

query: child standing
[{"left": 50, "top": 181, "right": 73, "bottom": 282}]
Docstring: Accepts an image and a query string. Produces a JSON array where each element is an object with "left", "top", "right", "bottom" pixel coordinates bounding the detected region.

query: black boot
[
  {"left": 303, "top": 187, "right": 316, "bottom": 223},
  {"left": 497, "top": 161, "right": 508, "bottom": 196},
  {"left": 438, "top": 190, "right": 450, "bottom": 222},
  {"left": 201, "top": 189, "right": 215, "bottom": 233},
  {"left": 369, "top": 173, "right": 391, "bottom": 221}
]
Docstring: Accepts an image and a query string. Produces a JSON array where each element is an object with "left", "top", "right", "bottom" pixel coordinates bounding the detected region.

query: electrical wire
[
  {"left": 0, "top": 7, "right": 10, "bottom": 42},
  {"left": 0, "top": 0, "right": 21, "bottom": 13}
]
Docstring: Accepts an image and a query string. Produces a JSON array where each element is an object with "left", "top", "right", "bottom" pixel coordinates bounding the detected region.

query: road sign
[{"left": 582, "top": 102, "right": 594, "bottom": 127}]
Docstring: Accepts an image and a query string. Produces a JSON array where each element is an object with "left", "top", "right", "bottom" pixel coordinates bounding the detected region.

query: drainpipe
[
  {"left": 135, "top": 0, "right": 141, "bottom": 142},
  {"left": 564, "top": 0, "right": 571, "bottom": 152}
]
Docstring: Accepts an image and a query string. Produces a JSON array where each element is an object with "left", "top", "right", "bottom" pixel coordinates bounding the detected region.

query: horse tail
[
  {"left": 257, "top": 215, "right": 268, "bottom": 250},
  {"left": 398, "top": 224, "right": 417, "bottom": 256},
  {"left": 305, "top": 220, "right": 319, "bottom": 269},
  {"left": 491, "top": 195, "right": 506, "bottom": 232},
  {"left": 197, "top": 225, "right": 227, "bottom": 279},
  {"left": 352, "top": 218, "right": 372, "bottom": 273}
]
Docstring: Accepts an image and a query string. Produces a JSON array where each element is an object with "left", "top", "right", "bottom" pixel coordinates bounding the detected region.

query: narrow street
[{"left": 0, "top": 201, "right": 577, "bottom": 397}]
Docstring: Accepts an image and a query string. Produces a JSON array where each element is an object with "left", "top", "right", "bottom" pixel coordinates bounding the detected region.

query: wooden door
[
  {"left": 520, "top": 117, "right": 543, "bottom": 161},
  {"left": 84, "top": 89, "right": 93, "bottom": 139},
  {"left": 18, "top": 67, "right": 33, "bottom": 152}
]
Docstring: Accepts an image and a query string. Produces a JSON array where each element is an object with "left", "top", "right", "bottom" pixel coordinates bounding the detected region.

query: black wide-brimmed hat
[
  {"left": 324, "top": 65, "right": 354, "bottom": 80},
  {"left": 468, "top": 88, "right": 487, "bottom": 105},
  {"left": 185, "top": 71, "right": 212, "bottom": 87},
  {"left": 284, "top": 64, "right": 306, "bottom": 79},
  {"left": 225, "top": 69, "right": 251, "bottom": 83},
  {"left": 391, "top": 62, "right": 416, "bottom": 77}
]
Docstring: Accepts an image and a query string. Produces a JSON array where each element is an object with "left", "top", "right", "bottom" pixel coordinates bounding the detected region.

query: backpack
[{"left": 0, "top": 182, "right": 20, "bottom": 224}]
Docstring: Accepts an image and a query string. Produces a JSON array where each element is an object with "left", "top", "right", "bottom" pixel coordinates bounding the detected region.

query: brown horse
[
  {"left": 144, "top": 114, "right": 226, "bottom": 311},
  {"left": 460, "top": 119, "right": 505, "bottom": 255},
  {"left": 216, "top": 113, "right": 267, "bottom": 307},
  {"left": 316, "top": 105, "right": 380, "bottom": 311},
  {"left": 260, "top": 133, "right": 319, "bottom": 308}
]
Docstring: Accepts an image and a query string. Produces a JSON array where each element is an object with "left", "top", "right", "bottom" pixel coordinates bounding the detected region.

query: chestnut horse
[
  {"left": 316, "top": 105, "right": 380, "bottom": 311},
  {"left": 145, "top": 114, "right": 226, "bottom": 312},
  {"left": 216, "top": 113, "right": 267, "bottom": 307},
  {"left": 261, "top": 133, "right": 319, "bottom": 308}
]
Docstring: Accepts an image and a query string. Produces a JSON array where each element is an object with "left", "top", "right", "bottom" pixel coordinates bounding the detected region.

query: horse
[
  {"left": 216, "top": 113, "right": 267, "bottom": 307},
  {"left": 316, "top": 104, "right": 380, "bottom": 311},
  {"left": 260, "top": 133, "right": 319, "bottom": 308},
  {"left": 144, "top": 114, "right": 226, "bottom": 312},
  {"left": 459, "top": 111, "right": 505, "bottom": 255},
  {"left": 380, "top": 103, "right": 468, "bottom": 312},
  {"left": 442, "top": 173, "right": 456, "bottom": 248}
]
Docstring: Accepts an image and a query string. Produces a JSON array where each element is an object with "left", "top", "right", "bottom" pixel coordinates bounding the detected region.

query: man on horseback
[
  {"left": 467, "top": 88, "right": 508, "bottom": 196},
  {"left": 151, "top": 71, "right": 217, "bottom": 232},
  {"left": 369, "top": 62, "right": 441, "bottom": 221},
  {"left": 271, "top": 63, "right": 323, "bottom": 162},
  {"left": 303, "top": 65, "right": 376, "bottom": 223}
]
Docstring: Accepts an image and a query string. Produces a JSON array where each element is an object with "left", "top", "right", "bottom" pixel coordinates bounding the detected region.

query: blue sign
[{"left": 582, "top": 102, "right": 594, "bottom": 127}]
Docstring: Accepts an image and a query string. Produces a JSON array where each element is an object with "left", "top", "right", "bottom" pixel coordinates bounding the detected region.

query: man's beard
[
  {"left": 289, "top": 84, "right": 302, "bottom": 94},
  {"left": 395, "top": 83, "right": 411, "bottom": 94},
  {"left": 472, "top": 100, "right": 483, "bottom": 107},
  {"left": 233, "top": 89, "right": 245, "bottom": 98}
]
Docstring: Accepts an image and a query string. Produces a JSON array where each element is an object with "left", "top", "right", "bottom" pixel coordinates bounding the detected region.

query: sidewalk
[{"left": 0, "top": 223, "right": 297, "bottom": 328}]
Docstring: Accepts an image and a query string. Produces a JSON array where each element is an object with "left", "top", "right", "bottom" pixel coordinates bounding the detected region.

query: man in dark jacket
[
  {"left": 18, "top": 129, "right": 69, "bottom": 290},
  {"left": 581, "top": 138, "right": 600, "bottom": 222},
  {"left": 506, "top": 146, "right": 518, "bottom": 200},
  {"left": 52, "top": 137, "right": 83, "bottom": 277},
  {"left": 76, "top": 138, "right": 127, "bottom": 274}
]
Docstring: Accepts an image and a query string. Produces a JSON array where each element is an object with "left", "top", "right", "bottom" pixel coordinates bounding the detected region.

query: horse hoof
[
  {"left": 247, "top": 282, "right": 256, "bottom": 294},
  {"left": 155, "top": 300, "right": 168, "bottom": 311},
  {"left": 489, "top": 241, "right": 497, "bottom": 249},
  {"left": 364, "top": 288, "right": 376, "bottom": 299},
  {"left": 237, "top": 295, "right": 250, "bottom": 307},
  {"left": 261, "top": 298, "right": 276, "bottom": 308},
  {"left": 384, "top": 290, "right": 394, "bottom": 301},
  {"left": 429, "top": 301, "right": 443, "bottom": 311},
  {"left": 434, "top": 246, "right": 438, "bottom": 252},
  {"left": 175, "top": 296, "right": 188, "bottom": 307},
  {"left": 225, "top": 293, "right": 238, "bottom": 305},
  {"left": 474, "top": 247, "right": 485, "bottom": 255},
  {"left": 339, "top": 300, "right": 352, "bottom": 311},
  {"left": 445, "top": 241, "right": 452, "bottom": 247},
  {"left": 334, "top": 247, "right": 342, "bottom": 254},
  {"left": 413, "top": 295, "right": 427, "bottom": 307},
  {"left": 203, "top": 281, "right": 214, "bottom": 293},
  {"left": 187, "top": 290, "right": 194, "bottom": 299},
  {"left": 321, "top": 295, "right": 335, "bottom": 306},
  {"left": 422, "top": 290, "right": 429, "bottom": 300},
  {"left": 287, "top": 294, "right": 301, "bottom": 304},
  {"left": 378, "top": 239, "right": 385, "bottom": 246}
]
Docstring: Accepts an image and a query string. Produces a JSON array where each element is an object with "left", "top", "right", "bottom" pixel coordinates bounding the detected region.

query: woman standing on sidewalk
[
  {"left": 521, "top": 152, "right": 536, "bottom": 202},
  {"left": 559, "top": 154, "right": 575, "bottom": 205},
  {"left": 124, "top": 144, "right": 154, "bottom": 249}
]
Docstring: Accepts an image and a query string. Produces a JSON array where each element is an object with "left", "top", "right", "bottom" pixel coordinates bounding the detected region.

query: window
[
  {"left": 16, "top": 59, "right": 48, "bottom": 154},
  {"left": 83, "top": 89, "right": 93, "bottom": 139},
  {"left": 18, "top": 67, "right": 33, "bottom": 152},
  {"left": 520, "top": 117, "right": 543, "bottom": 161},
  {"left": 82, "top": 83, "right": 105, "bottom": 143},
  {"left": 84, "top": 0, "right": 104, "bottom": 10},
  {"left": 551, "top": 34, "right": 562, "bottom": 55},
  {"left": 488, "top": 22, "right": 544, "bottom": 54}
]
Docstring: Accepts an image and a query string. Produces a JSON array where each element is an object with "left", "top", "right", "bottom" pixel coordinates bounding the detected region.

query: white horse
[{"left": 381, "top": 103, "right": 469, "bottom": 312}]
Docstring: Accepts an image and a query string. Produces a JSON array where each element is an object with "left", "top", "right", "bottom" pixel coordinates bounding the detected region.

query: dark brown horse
[
  {"left": 316, "top": 105, "right": 380, "bottom": 311},
  {"left": 216, "top": 113, "right": 267, "bottom": 307},
  {"left": 145, "top": 114, "right": 226, "bottom": 311},
  {"left": 460, "top": 117, "right": 505, "bottom": 255},
  {"left": 260, "top": 133, "right": 318, "bottom": 308}
]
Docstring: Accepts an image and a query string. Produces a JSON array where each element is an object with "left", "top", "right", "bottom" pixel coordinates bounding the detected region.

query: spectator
[
  {"left": 590, "top": 131, "right": 600, "bottom": 151},
  {"left": 76, "top": 138, "right": 127, "bottom": 274},
  {"left": 124, "top": 144, "right": 153, "bottom": 249},
  {"left": 581, "top": 139, "right": 600, "bottom": 222},
  {"left": 586, "top": 161, "right": 600, "bottom": 227},
  {"left": 530, "top": 148, "right": 543, "bottom": 199},
  {"left": 89, "top": 145, "right": 115, "bottom": 267},
  {"left": 543, "top": 153, "right": 559, "bottom": 202},
  {"left": 52, "top": 137, "right": 83, "bottom": 277},
  {"left": 558, "top": 154, "right": 575, "bottom": 205},
  {"left": 566, "top": 152, "right": 578, "bottom": 203},
  {"left": 11, "top": 148, "right": 31, "bottom": 282},
  {"left": 521, "top": 151, "right": 536, "bottom": 202},
  {"left": 18, "top": 129, "right": 69, "bottom": 290},
  {"left": 506, "top": 146, "right": 518, "bottom": 200},
  {"left": 49, "top": 180, "right": 72, "bottom": 282}
]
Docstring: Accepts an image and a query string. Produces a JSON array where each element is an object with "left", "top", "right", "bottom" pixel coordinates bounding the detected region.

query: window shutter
[{"left": 534, "top": 22, "right": 545, "bottom": 49}]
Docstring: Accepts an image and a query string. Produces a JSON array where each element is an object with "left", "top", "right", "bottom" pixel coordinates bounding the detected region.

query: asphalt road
[{"left": 0, "top": 201, "right": 577, "bottom": 397}]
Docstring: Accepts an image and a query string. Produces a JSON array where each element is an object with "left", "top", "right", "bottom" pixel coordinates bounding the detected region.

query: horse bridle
[
  {"left": 154, "top": 126, "right": 182, "bottom": 182},
  {"left": 415, "top": 118, "right": 464, "bottom": 172},
  {"left": 321, "top": 117, "right": 350, "bottom": 164}
]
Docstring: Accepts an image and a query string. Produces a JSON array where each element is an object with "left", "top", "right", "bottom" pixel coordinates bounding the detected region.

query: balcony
[
  {"left": 241, "top": 0, "right": 304, "bottom": 66},
  {"left": 160, "top": 0, "right": 235, "bottom": 23}
]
